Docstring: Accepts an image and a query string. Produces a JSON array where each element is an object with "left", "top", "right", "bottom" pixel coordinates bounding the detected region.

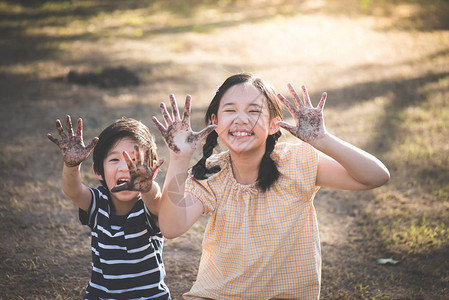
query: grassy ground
[{"left": 0, "top": 0, "right": 448, "bottom": 299}]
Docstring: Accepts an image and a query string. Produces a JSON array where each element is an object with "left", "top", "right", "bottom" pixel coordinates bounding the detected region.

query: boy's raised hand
[
  {"left": 277, "top": 84, "right": 327, "bottom": 144},
  {"left": 152, "top": 94, "right": 216, "bottom": 156},
  {"left": 111, "top": 145, "right": 164, "bottom": 193},
  {"left": 47, "top": 115, "right": 98, "bottom": 167}
]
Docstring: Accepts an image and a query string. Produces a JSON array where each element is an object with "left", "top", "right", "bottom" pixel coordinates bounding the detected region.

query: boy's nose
[{"left": 118, "top": 159, "right": 129, "bottom": 172}]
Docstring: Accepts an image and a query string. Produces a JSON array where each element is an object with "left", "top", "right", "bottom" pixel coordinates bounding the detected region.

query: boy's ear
[
  {"left": 152, "top": 160, "right": 159, "bottom": 179},
  {"left": 92, "top": 163, "right": 103, "bottom": 181},
  {"left": 269, "top": 117, "right": 281, "bottom": 135}
]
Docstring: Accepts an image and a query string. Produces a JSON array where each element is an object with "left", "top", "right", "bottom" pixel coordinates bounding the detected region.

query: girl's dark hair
[
  {"left": 192, "top": 73, "right": 283, "bottom": 192},
  {"left": 93, "top": 118, "right": 157, "bottom": 187}
]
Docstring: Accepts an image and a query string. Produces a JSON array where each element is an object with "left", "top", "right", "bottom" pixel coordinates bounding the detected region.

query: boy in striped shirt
[{"left": 48, "top": 116, "right": 171, "bottom": 299}]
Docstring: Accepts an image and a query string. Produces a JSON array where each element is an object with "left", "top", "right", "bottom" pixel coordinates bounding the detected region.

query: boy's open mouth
[{"left": 116, "top": 178, "right": 129, "bottom": 185}]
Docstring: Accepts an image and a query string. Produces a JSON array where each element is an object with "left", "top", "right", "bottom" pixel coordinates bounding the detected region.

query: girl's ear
[
  {"left": 268, "top": 117, "right": 281, "bottom": 135},
  {"left": 211, "top": 114, "right": 218, "bottom": 125},
  {"left": 92, "top": 163, "right": 103, "bottom": 181}
]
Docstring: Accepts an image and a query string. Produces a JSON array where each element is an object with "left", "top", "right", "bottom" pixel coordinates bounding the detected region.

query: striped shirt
[
  {"left": 184, "top": 142, "right": 320, "bottom": 299},
  {"left": 79, "top": 186, "right": 171, "bottom": 300}
]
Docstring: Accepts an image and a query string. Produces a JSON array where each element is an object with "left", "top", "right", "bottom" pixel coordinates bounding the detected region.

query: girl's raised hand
[
  {"left": 111, "top": 145, "right": 164, "bottom": 193},
  {"left": 47, "top": 115, "right": 98, "bottom": 167},
  {"left": 277, "top": 84, "right": 327, "bottom": 144},
  {"left": 152, "top": 94, "right": 216, "bottom": 156}
]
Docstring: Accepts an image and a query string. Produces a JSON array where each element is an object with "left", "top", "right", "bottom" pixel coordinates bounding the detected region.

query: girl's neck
[{"left": 229, "top": 147, "right": 265, "bottom": 185}]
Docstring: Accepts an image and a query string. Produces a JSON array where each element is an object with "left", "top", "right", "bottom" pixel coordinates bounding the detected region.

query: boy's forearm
[{"left": 62, "top": 164, "right": 91, "bottom": 211}]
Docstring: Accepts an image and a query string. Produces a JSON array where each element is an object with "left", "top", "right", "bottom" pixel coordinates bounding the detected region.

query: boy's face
[{"left": 96, "top": 137, "right": 141, "bottom": 205}]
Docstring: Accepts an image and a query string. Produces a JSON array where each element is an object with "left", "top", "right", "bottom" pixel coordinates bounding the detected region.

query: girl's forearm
[
  {"left": 159, "top": 155, "right": 202, "bottom": 239},
  {"left": 312, "top": 133, "right": 390, "bottom": 188}
]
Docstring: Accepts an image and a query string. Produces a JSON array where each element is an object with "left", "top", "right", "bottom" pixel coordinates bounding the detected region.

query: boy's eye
[
  {"left": 223, "top": 109, "right": 235, "bottom": 113},
  {"left": 249, "top": 110, "right": 261, "bottom": 114}
]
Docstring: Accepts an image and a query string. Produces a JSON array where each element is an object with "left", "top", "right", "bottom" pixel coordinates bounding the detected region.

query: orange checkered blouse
[{"left": 184, "top": 142, "right": 321, "bottom": 300}]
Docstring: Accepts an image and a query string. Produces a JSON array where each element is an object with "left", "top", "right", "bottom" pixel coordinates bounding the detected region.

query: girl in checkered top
[{"left": 153, "top": 73, "right": 390, "bottom": 299}]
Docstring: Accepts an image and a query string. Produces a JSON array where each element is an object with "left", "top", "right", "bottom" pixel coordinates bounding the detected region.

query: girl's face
[
  {"left": 212, "top": 83, "right": 280, "bottom": 155},
  {"left": 95, "top": 137, "right": 141, "bottom": 207}
]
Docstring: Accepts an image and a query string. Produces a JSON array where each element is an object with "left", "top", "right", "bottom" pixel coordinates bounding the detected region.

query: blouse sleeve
[
  {"left": 185, "top": 169, "right": 217, "bottom": 215},
  {"left": 274, "top": 142, "right": 320, "bottom": 201}
]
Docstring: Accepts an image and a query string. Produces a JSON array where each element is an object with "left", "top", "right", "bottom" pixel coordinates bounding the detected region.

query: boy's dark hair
[
  {"left": 192, "top": 73, "right": 283, "bottom": 192},
  {"left": 93, "top": 118, "right": 157, "bottom": 187}
]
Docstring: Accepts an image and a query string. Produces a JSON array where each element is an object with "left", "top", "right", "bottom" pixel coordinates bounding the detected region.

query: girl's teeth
[{"left": 233, "top": 132, "right": 250, "bottom": 136}]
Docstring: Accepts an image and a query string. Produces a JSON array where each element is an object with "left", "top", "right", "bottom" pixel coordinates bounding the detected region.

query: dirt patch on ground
[{"left": 1, "top": 0, "right": 448, "bottom": 299}]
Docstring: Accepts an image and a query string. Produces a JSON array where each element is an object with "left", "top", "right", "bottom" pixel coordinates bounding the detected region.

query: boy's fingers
[
  {"left": 55, "top": 119, "right": 66, "bottom": 138},
  {"left": 47, "top": 133, "right": 60, "bottom": 146},
  {"left": 134, "top": 145, "right": 142, "bottom": 165},
  {"left": 85, "top": 137, "right": 99, "bottom": 153},
  {"left": 143, "top": 147, "right": 150, "bottom": 166},
  {"left": 66, "top": 115, "right": 74, "bottom": 136},
  {"left": 111, "top": 183, "right": 129, "bottom": 193},
  {"left": 76, "top": 118, "right": 83, "bottom": 137},
  {"left": 123, "top": 151, "right": 134, "bottom": 169},
  {"left": 153, "top": 158, "right": 164, "bottom": 171}
]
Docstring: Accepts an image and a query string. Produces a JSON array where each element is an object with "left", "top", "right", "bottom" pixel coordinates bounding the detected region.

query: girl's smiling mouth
[{"left": 229, "top": 130, "right": 254, "bottom": 137}]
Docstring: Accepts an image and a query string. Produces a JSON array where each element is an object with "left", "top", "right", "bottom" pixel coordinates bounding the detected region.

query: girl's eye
[
  {"left": 109, "top": 158, "right": 119, "bottom": 162},
  {"left": 223, "top": 109, "right": 235, "bottom": 113},
  {"left": 249, "top": 110, "right": 261, "bottom": 114}
]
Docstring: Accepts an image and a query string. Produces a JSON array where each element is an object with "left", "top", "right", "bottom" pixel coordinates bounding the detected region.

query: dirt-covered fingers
[
  {"left": 85, "top": 137, "right": 99, "bottom": 153},
  {"left": 318, "top": 92, "right": 327, "bottom": 110},
  {"left": 276, "top": 120, "right": 298, "bottom": 137},
  {"left": 182, "top": 95, "right": 192, "bottom": 124},
  {"left": 277, "top": 93, "right": 298, "bottom": 118},
  {"left": 160, "top": 103, "right": 173, "bottom": 126},
  {"left": 123, "top": 150, "right": 135, "bottom": 171},
  {"left": 300, "top": 85, "right": 313, "bottom": 107},
  {"left": 152, "top": 116, "right": 167, "bottom": 135},
  {"left": 196, "top": 124, "right": 217, "bottom": 142},
  {"left": 169, "top": 94, "right": 181, "bottom": 121},
  {"left": 65, "top": 115, "right": 74, "bottom": 136},
  {"left": 134, "top": 144, "right": 143, "bottom": 166},
  {"left": 152, "top": 158, "right": 164, "bottom": 172},
  {"left": 75, "top": 118, "right": 83, "bottom": 138},
  {"left": 287, "top": 83, "right": 304, "bottom": 108},
  {"left": 143, "top": 147, "right": 151, "bottom": 166}
]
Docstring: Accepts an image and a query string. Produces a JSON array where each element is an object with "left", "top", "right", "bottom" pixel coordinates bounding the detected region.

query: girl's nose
[{"left": 233, "top": 112, "right": 249, "bottom": 125}]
